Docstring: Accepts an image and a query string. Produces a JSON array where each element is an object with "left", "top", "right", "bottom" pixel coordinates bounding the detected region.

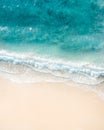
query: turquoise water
[{"left": 0, "top": 0, "right": 104, "bottom": 84}]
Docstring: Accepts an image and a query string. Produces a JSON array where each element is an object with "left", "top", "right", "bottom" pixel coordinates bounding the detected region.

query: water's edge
[{"left": 0, "top": 51, "right": 104, "bottom": 86}]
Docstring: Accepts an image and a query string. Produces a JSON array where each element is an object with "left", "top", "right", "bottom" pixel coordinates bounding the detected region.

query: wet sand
[{"left": 0, "top": 77, "right": 104, "bottom": 130}]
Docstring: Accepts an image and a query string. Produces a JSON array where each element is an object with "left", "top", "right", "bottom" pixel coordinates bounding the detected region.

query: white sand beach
[{"left": 0, "top": 77, "right": 104, "bottom": 130}]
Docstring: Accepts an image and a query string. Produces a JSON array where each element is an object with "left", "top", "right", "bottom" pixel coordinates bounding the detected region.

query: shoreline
[
  {"left": 0, "top": 50, "right": 104, "bottom": 86},
  {"left": 0, "top": 76, "right": 104, "bottom": 130}
]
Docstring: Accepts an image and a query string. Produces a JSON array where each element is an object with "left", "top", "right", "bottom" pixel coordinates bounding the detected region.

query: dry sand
[{"left": 0, "top": 77, "right": 104, "bottom": 130}]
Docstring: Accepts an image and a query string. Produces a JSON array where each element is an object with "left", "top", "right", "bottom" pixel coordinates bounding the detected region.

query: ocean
[{"left": 0, "top": 0, "right": 104, "bottom": 85}]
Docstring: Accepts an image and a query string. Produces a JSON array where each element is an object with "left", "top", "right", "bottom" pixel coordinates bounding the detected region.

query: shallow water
[{"left": 0, "top": 0, "right": 104, "bottom": 85}]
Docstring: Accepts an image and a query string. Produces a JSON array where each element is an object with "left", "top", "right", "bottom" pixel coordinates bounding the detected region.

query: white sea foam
[{"left": 0, "top": 50, "right": 104, "bottom": 85}]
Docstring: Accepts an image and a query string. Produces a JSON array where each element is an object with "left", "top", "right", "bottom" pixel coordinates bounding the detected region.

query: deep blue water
[{"left": 0, "top": 0, "right": 104, "bottom": 84}]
